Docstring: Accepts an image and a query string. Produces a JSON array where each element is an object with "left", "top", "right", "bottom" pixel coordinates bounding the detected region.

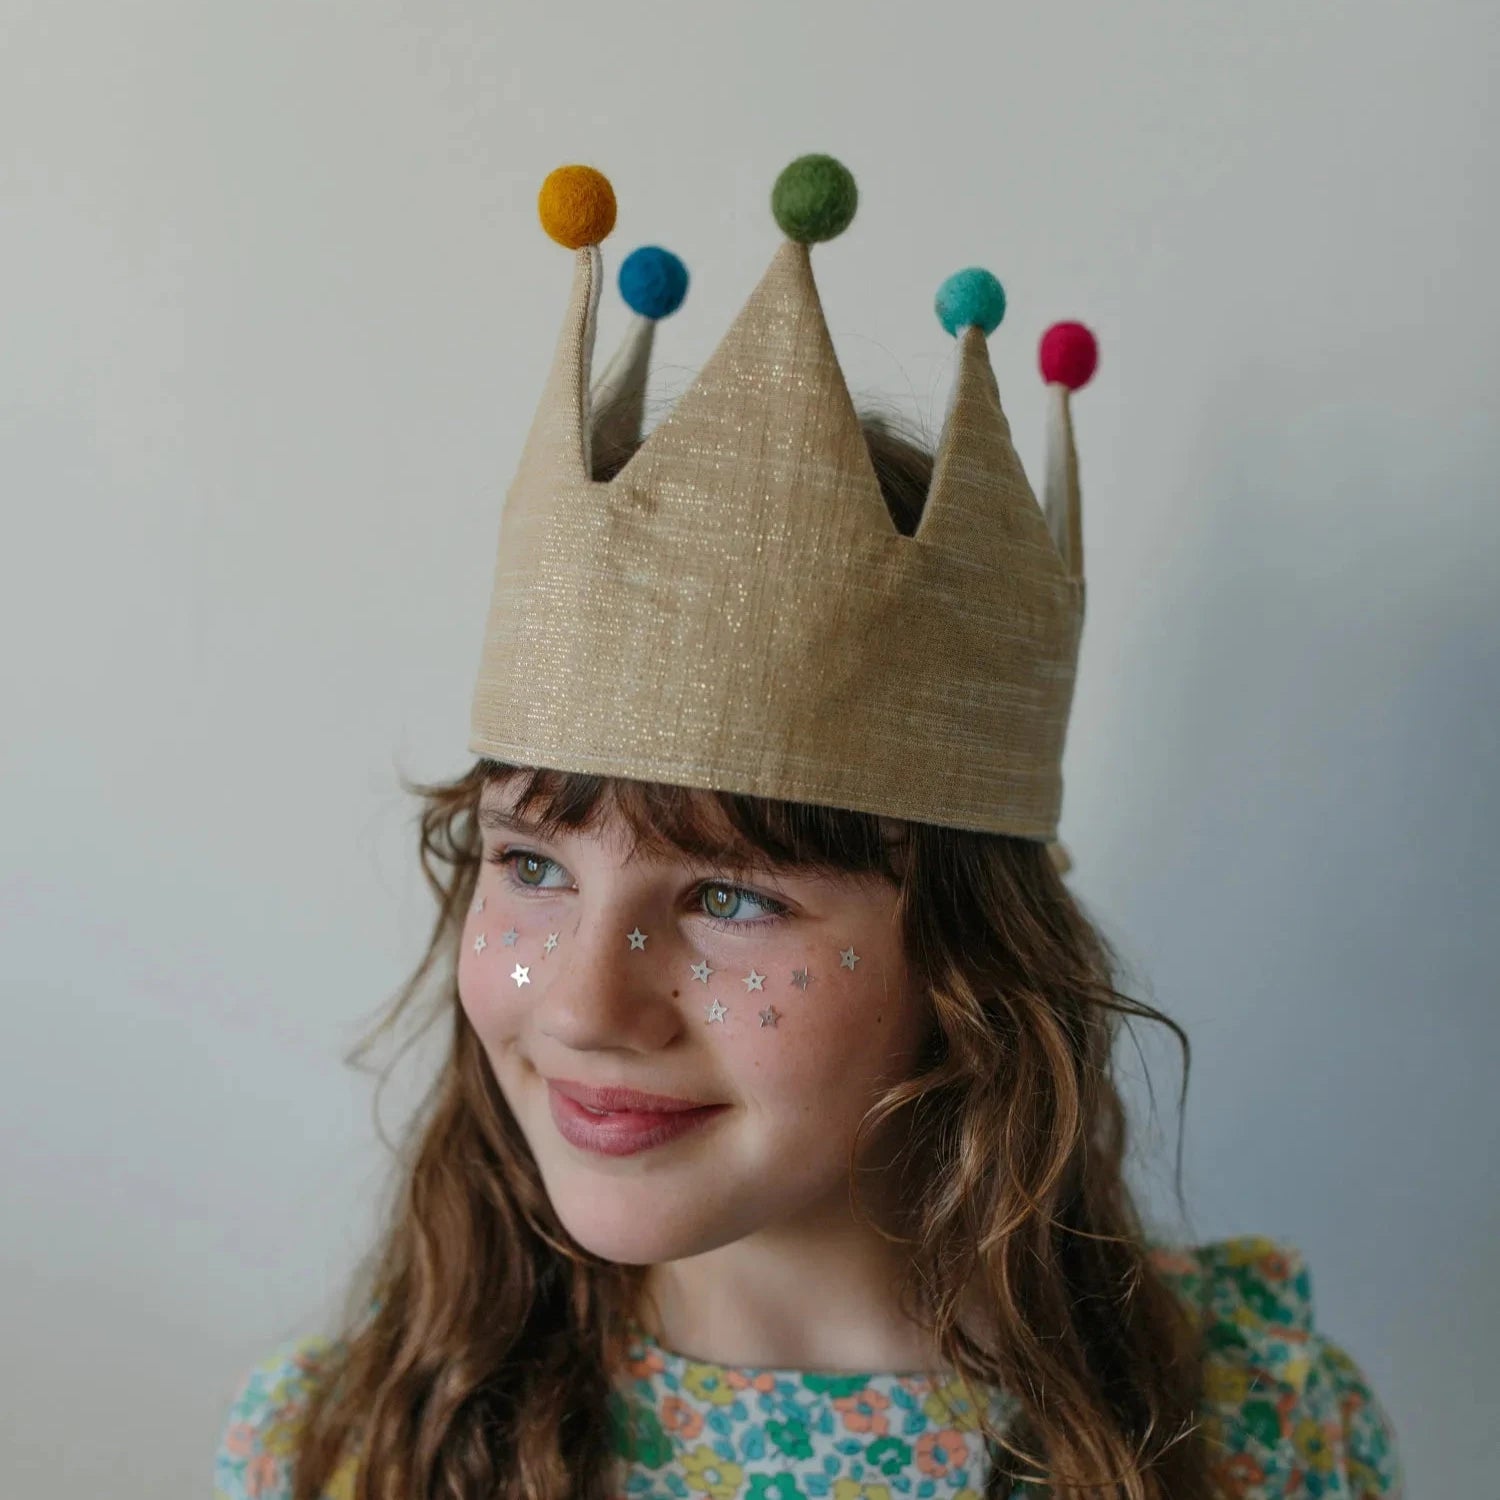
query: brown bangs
[{"left": 477, "top": 759, "right": 903, "bottom": 884}]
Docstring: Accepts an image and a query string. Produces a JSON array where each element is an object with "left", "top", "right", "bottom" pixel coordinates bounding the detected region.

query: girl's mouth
[{"left": 545, "top": 1082, "right": 728, "bottom": 1158}]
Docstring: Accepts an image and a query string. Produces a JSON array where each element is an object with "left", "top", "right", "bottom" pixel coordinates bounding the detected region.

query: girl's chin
[
  {"left": 561, "top": 1221, "right": 706, "bottom": 1267},
  {"left": 548, "top": 1185, "right": 747, "bottom": 1267}
]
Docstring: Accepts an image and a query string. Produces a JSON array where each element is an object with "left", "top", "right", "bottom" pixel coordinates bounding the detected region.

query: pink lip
[
  {"left": 548, "top": 1078, "right": 714, "bottom": 1113},
  {"left": 546, "top": 1080, "right": 727, "bottom": 1158}
]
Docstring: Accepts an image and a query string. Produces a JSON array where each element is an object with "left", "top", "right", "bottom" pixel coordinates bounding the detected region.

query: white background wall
[{"left": 2, "top": 2, "right": 1495, "bottom": 1493}]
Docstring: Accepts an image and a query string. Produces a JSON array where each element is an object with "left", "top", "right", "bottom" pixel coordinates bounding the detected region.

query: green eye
[
  {"left": 488, "top": 847, "right": 557, "bottom": 888},
  {"left": 488, "top": 846, "right": 788, "bottom": 930},
  {"left": 703, "top": 884, "right": 738, "bottom": 919}
]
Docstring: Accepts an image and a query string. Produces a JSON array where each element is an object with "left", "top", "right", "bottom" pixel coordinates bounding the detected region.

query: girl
[{"left": 213, "top": 157, "right": 1402, "bottom": 1499}]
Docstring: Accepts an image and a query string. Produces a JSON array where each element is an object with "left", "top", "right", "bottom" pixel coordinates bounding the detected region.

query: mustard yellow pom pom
[{"left": 537, "top": 165, "right": 617, "bottom": 249}]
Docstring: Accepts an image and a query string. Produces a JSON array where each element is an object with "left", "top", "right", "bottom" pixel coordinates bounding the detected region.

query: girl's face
[{"left": 458, "top": 780, "right": 928, "bottom": 1267}]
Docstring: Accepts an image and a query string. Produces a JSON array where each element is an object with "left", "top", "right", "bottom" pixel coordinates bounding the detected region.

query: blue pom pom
[
  {"left": 618, "top": 246, "right": 689, "bottom": 320},
  {"left": 935, "top": 268, "right": 1006, "bottom": 337}
]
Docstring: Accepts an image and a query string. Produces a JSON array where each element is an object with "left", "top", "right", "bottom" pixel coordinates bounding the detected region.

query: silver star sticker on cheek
[
  {"left": 759, "top": 1005, "right": 780, "bottom": 1027},
  {"left": 472, "top": 895, "right": 485, "bottom": 914},
  {"left": 790, "top": 967, "right": 811, "bottom": 990},
  {"left": 501, "top": 928, "right": 519, "bottom": 947},
  {"left": 511, "top": 964, "right": 530, "bottom": 987},
  {"left": 705, "top": 998, "right": 728, "bottom": 1024},
  {"left": 627, "top": 927, "right": 648, "bottom": 950},
  {"left": 742, "top": 969, "right": 765, "bottom": 991},
  {"left": 473, "top": 934, "right": 486, "bottom": 955},
  {"left": 839, "top": 946, "right": 860, "bottom": 970},
  {"left": 690, "top": 958, "right": 714, "bottom": 983},
  {"left": 543, "top": 933, "right": 558, "bottom": 955}
]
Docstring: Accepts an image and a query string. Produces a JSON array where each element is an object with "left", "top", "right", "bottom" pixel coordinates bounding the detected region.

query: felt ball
[
  {"left": 618, "top": 246, "right": 689, "bottom": 320},
  {"left": 935, "top": 268, "right": 1007, "bottom": 337},
  {"left": 1039, "top": 321, "right": 1098, "bottom": 389},
  {"left": 771, "top": 155, "right": 858, "bottom": 244},
  {"left": 538, "top": 165, "right": 617, "bottom": 249}
]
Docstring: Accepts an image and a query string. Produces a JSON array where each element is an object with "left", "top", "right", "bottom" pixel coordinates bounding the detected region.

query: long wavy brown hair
[{"left": 284, "top": 408, "right": 1227, "bottom": 1499}]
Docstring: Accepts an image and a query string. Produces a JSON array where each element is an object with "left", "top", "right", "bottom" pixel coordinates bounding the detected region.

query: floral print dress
[{"left": 213, "top": 1236, "right": 1403, "bottom": 1499}]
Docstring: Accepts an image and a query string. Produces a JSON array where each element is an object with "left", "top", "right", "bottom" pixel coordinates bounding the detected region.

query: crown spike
[
  {"left": 511, "top": 167, "right": 619, "bottom": 483},
  {"left": 1040, "top": 322, "right": 1098, "bottom": 579},
  {"left": 1043, "top": 385, "right": 1082, "bottom": 578},
  {"left": 590, "top": 313, "right": 656, "bottom": 472},
  {"left": 613, "top": 237, "right": 888, "bottom": 536},
  {"left": 590, "top": 248, "right": 689, "bottom": 472},
  {"left": 918, "top": 311, "right": 1062, "bottom": 574},
  {"left": 508, "top": 244, "right": 600, "bottom": 484}
]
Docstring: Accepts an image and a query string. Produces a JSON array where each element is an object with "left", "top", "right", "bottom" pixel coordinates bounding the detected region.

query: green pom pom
[{"left": 771, "top": 155, "right": 858, "bottom": 244}]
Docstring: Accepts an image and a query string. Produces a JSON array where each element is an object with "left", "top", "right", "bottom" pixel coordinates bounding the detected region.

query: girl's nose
[{"left": 533, "top": 911, "right": 684, "bottom": 1055}]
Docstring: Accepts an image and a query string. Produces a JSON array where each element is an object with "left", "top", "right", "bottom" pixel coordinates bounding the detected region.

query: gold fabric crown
[{"left": 469, "top": 156, "right": 1098, "bottom": 849}]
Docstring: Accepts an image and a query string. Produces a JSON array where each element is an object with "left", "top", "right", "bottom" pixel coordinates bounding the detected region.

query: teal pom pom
[
  {"left": 618, "top": 246, "right": 689, "bottom": 319},
  {"left": 771, "top": 155, "right": 858, "bottom": 244},
  {"left": 935, "top": 268, "right": 1007, "bottom": 337}
]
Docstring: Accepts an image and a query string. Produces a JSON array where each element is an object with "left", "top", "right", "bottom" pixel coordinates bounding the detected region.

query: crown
[{"left": 468, "top": 155, "right": 1098, "bottom": 845}]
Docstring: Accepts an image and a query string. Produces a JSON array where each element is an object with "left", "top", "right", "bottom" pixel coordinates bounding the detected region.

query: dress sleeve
[
  {"left": 1175, "top": 1235, "right": 1404, "bottom": 1499},
  {"left": 212, "top": 1334, "right": 352, "bottom": 1500},
  {"left": 1319, "top": 1334, "right": 1405, "bottom": 1500}
]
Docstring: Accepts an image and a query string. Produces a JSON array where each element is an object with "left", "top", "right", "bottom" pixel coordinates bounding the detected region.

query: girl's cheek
[
  {"left": 688, "top": 941, "right": 889, "bottom": 1060},
  {"left": 457, "top": 896, "right": 893, "bottom": 1054},
  {"left": 457, "top": 913, "right": 532, "bottom": 1034}
]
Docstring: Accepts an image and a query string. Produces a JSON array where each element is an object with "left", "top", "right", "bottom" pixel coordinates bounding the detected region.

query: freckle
[{"left": 671, "top": 989, "right": 679, "bottom": 998}]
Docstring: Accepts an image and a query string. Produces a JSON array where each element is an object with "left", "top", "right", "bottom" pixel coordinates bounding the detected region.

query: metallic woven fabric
[{"left": 469, "top": 238, "right": 1085, "bottom": 841}]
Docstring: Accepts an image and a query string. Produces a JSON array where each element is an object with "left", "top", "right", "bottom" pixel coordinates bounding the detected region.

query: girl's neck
[{"left": 634, "top": 1209, "right": 965, "bottom": 1375}]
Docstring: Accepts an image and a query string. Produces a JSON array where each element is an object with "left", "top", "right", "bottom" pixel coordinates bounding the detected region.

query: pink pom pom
[{"left": 1039, "top": 322, "right": 1098, "bottom": 390}]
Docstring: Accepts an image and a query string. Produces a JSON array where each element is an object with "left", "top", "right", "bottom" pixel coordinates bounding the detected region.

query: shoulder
[
  {"left": 1147, "top": 1235, "right": 1404, "bottom": 1499},
  {"left": 212, "top": 1333, "right": 355, "bottom": 1500}
]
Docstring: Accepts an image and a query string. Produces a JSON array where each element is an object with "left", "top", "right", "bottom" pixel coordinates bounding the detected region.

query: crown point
[
  {"left": 618, "top": 246, "right": 689, "bottom": 319},
  {"left": 771, "top": 154, "right": 858, "bottom": 244},
  {"left": 935, "top": 268, "right": 1007, "bottom": 337},
  {"left": 1039, "top": 321, "right": 1098, "bottom": 390},
  {"left": 538, "top": 165, "right": 617, "bottom": 249}
]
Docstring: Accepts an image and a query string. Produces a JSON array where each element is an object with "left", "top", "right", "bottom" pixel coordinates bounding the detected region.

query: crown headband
[{"left": 468, "top": 155, "right": 1098, "bottom": 851}]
